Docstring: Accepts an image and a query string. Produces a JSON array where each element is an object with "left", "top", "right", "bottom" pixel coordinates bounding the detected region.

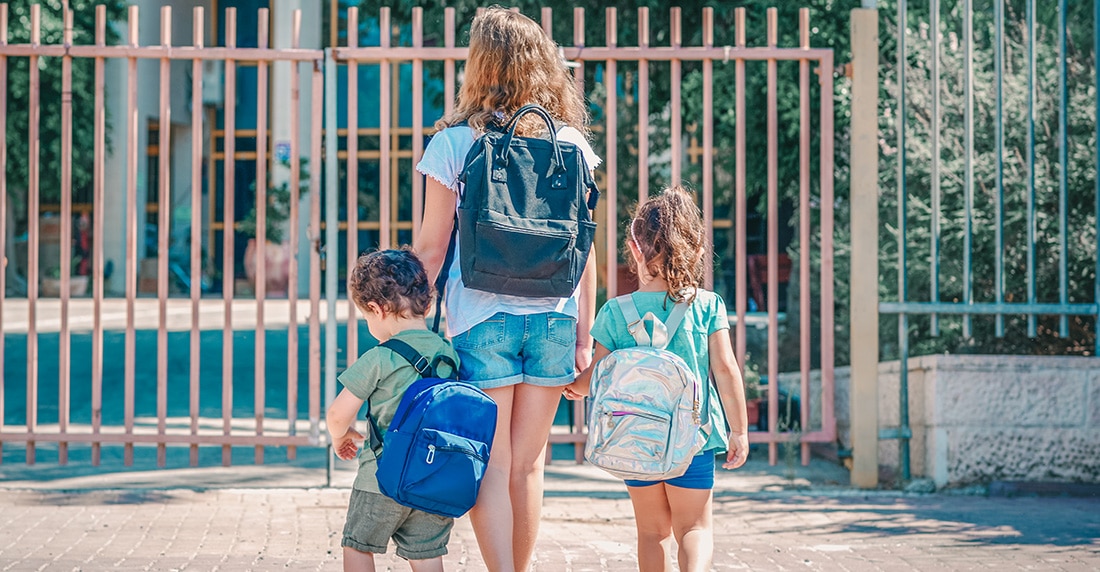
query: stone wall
[{"left": 779, "top": 355, "right": 1100, "bottom": 487}]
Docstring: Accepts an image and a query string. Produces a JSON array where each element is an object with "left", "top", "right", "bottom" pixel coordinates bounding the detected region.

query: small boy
[{"left": 327, "top": 248, "right": 458, "bottom": 572}]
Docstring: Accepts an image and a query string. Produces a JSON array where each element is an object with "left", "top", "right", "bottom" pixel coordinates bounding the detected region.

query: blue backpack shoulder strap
[{"left": 379, "top": 338, "right": 459, "bottom": 381}]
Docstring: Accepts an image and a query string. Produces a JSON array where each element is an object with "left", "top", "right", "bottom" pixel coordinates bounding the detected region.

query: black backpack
[{"left": 444, "top": 104, "right": 600, "bottom": 300}]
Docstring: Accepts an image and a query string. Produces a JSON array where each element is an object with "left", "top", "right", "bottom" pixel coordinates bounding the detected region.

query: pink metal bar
[
  {"left": 59, "top": 8, "right": 73, "bottom": 465},
  {"left": 444, "top": 8, "right": 455, "bottom": 118},
  {"left": 379, "top": 7, "right": 392, "bottom": 250},
  {"left": 820, "top": 50, "right": 837, "bottom": 442},
  {"left": 157, "top": 5, "right": 173, "bottom": 469},
  {"left": 605, "top": 8, "right": 618, "bottom": 299},
  {"left": 541, "top": 7, "right": 552, "bottom": 36},
  {"left": 637, "top": 8, "right": 649, "bottom": 204},
  {"left": 309, "top": 62, "right": 323, "bottom": 443},
  {"left": 412, "top": 7, "right": 424, "bottom": 240},
  {"left": 254, "top": 7, "right": 270, "bottom": 465},
  {"left": 670, "top": 7, "right": 682, "bottom": 185},
  {"left": 573, "top": 9, "right": 584, "bottom": 100},
  {"left": 26, "top": 4, "right": 40, "bottom": 466},
  {"left": 0, "top": 44, "right": 322, "bottom": 60},
  {"left": 330, "top": 46, "right": 834, "bottom": 62},
  {"left": 0, "top": 4, "right": 7, "bottom": 464},
  {"left": 702, "top": 7, "right": 714, "bottom": 290},
  {"left": 123, "top": 5, "right": 137, "bottom": 467},
  {"left": 799, "top": 8, "right": 812, "bottom": 465},
  {"left": 734, "top": 8, "right": 747, "bottom": 372},
  {"left": 222, "top": 7, "right": 237, "bottom": 467},
  {"left": 346, "top": 7, "right": 359, "bottom": 361},
  {"left": 91, "top": 4, "right": 106, "bottom": 468},
  {"left": 766, "top": 7, "right": 779, "bottom": 465},
  {"left": 287, "top": 8, "right": 302, "bottom": 462},
  {"left": 0, "top": 432, "right": 313, "bottom": 448},
  {"left": 190, "top": 5, "right": 204, "bottom": 467}
]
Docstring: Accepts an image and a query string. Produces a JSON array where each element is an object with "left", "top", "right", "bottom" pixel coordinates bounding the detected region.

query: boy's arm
[
  {"left": 709, "top": 328, "right": 749, "bottom": 469},
  {"left": 327, "top": 389, "right": 366, "bottom": 460}
]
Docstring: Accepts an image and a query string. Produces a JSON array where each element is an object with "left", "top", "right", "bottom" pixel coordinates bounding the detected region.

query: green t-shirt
[
  {"left": 337, "top": 329, "right": 460, "bottom": 492},
  {"left": 589, "top": 289, "right": 731, "bottom": 452}
]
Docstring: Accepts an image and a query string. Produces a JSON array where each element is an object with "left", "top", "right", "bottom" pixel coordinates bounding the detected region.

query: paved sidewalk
[{"left": 1, "top": 456, "right": 1098, "bottom": 571}]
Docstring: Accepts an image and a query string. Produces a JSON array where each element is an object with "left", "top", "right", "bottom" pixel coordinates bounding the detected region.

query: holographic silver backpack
[{"left": 585, "top": 295, "right": 707, "bottom": 481}]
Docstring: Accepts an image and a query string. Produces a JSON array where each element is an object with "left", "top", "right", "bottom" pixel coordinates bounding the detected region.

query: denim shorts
[
  {"left": 342, "top": 489, "right": 453, "bottom": 560},
  {"left": 623, "top": 452, "right": 716, "bottom": 490},
  {"left": 451, "top": 311, "right": 577, "bottom": 390}
]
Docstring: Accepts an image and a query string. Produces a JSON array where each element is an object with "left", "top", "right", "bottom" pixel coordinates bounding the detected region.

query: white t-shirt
[{"left": 416, "top": 124, "right": 602, "bottom": 338}]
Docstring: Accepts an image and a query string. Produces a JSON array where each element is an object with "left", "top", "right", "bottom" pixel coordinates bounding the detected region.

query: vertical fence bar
[
  {"left": 310, "top": 57, "right": 324, "bottom": 445},
  {"left": 123, "top": 5, "right": 137, "bottom": 467},
  {"left": 637, "top": 7, "right": 649, "bottom": 204},
  {"left": 0, "top": 4, "right": 7, "bottom": 463},
  {"left": 59, "top": 8, "right": 73, "bottom": 465},
  {"left": 1095, "top": 0, "right": 1100, "bottom": 357},
  {"left": 734, "top": 8, "right": 747, "bottom": 371},
  {"left": 606, "top": 8, "right": 618, "bottom": 299},
  {"left": 702, "top": 7, "right": 714, "bottom": 291},
  {"left": 1057, "top": 0, "right": 1068, "bottom": 337},
  {"left": 897, "top": 0, "right": 911, "bottom": 481},
  {"left": 223, "top": 7, "right": 237, "bottom": 466},
  {"left": 288, "top": 9, "right": 302, "bottom": 461},
  {"left": 324, "top": 49, "right": 339, "bottom": 446},
  {"left": 766, "top": 7, "right": 779, "bottom": 465},
  {"left": 573, "top": 9, "right": 585, "bottom": 119},
  {"left": 156, "top": 5, "right": 173, "bottom": 468},
  {"left": 670, "top": 7, "right": 682, "bottom": 186},
  {"left": 963, "top": 0, "right": 973, "bottom": 338},
  {"left": 345, "top": 7, "right": 359, "bottom": 362},
  {"left": 26, "top": 3, "right": 40, "bottom": 466},
  {"left": 995, "top": 0, "right": 1004, "bottom": 337},
  {"left": 379, "top": 7, "right": 392, "bottom": 250},
  {"left": 798, "top": 7, "right": 811, "bottom": 465},
  {"left": 412, "top": 8, "right": 424, "bottom": 240},
  {"left": 190, "top": 6, "right": 204, "bottom": 467},
  {"left": 1026, "top": 0, "right": 1036, "bottom": 337},
  {"left": 820, "top": 40, "right": 837, "bottom": 454},
  {"left": 930, "top": 0, "right": 940, "bottom": 336},
  {"left": 444, "top": 8, "right": 455, "bottom": 118},
  {"left": 541, "top": 8, "right": 551, "bottom": 39},
  {"left": 254, "top": 8, "right": 270, "bottom": 465}
]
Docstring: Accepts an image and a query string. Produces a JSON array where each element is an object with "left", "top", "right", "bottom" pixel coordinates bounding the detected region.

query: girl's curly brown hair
[
  {"left": 626, "top": 186, "right": 707, "bottom": 303},
  {"left": 347, "top": 248, "right": 433, "bottom": 318}
]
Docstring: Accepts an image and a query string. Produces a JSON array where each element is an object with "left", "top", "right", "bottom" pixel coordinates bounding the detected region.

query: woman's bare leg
[
  {"left": 508, "top": 383, "right": 566, "bottom": 571},
  {"left": 627, "top": 484, "right": 675, "bottom": 572},
  {"left": 468, "top": 385, "right": 517, "bottom": 572}
]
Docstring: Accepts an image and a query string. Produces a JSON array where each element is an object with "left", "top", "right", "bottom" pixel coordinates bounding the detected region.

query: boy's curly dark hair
[
  {"left": 626, "top": 186, "right": 706, "bottom": 303},
  {"left": 347, "top": 248, "right": 433, "bottom": 318}
]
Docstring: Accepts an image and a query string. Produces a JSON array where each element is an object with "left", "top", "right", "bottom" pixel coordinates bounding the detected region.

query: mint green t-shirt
[
  {"left": 337, "top": 329, "right": 460, "bottom": 492},
  {"left": 589, "top": 289, "right": 731, "bottom": 452}
]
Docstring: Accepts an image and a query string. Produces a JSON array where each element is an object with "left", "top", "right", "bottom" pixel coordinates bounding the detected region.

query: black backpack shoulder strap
[
  {"left": 380, "top": 338, "right": 459, "bottom": 381},
  {"left": 432, "top": 220, "right": 457, "bottom": 334}
]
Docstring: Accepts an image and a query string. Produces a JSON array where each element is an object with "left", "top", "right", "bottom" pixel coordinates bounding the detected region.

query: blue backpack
[{"left": 368, "top": 339, "right": 497, "bottom": 518}]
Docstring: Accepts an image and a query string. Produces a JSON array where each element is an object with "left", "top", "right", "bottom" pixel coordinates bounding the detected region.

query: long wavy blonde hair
[{"left": 437, "top": 8, "right": 589, "bottom": 137}]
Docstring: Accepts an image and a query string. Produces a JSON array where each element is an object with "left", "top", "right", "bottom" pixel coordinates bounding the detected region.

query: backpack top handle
[{"left": 496, "top": 104, "right": 568, "bottom": 190}]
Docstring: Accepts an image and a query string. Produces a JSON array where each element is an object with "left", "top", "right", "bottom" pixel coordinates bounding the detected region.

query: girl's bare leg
[
  {"left": 627, "top": 484, "right": 675, "bottom": 572},
  {"left": 468, "top": 385, "right": 517, "bottom": 572},
  {"left": 509, "top": 383, "right": 567, "bottom": 571},
  {"left": 666, "top": 486, "right": 714, "bottom": 572}
]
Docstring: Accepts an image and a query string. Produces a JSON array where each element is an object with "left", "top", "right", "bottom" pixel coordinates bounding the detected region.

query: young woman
[{"left": 413, "top": 8, "right": 600, "bottom": 572}]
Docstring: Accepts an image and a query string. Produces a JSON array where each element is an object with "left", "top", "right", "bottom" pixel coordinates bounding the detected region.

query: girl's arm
[
  {"left": 326, "top": 389, "right": 366, "bottom": 461},
  {"left": 413, "top": 178, "right": 459, "bottom": 284},
  {"left": 574, "top": 248, "right": 598, "bottom": 372},
  {"left": 563, "top": 342, "right": 611, "bottom": 400},
  {"left": 709, "top": 328, "right": 750, "bottom": 469}
]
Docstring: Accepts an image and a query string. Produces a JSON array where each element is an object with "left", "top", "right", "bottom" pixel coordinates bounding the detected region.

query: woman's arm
[
  {"left": 709, "top": 328, "right": 750, "bottom": 469},
  {"left": 413, "top": 178, "right": 459, "bottom": 284},
  {"left": 574, "top": 247, "right": 597, "bottom": 371}
]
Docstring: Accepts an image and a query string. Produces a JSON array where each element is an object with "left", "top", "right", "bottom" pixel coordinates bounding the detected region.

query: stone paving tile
[{"left": 0, "top": 489, "right": 1098, "bottom": 571}]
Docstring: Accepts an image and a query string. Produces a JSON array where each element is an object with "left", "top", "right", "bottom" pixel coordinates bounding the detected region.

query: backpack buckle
[{"left": 413, "top": 356, "right": 432, "bottom": 376}]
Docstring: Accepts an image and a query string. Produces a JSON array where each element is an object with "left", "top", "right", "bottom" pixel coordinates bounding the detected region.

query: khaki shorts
[{"left": 342, "top": 489, "right": 453, "bottom": 560}]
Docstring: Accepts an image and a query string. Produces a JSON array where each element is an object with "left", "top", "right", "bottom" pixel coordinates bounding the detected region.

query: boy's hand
[
  {"left": 722, "top": 432, "right": 749, "bottom": 470},
  {"left": 333, "top": 428, "right": 365, "bottom": 460}
]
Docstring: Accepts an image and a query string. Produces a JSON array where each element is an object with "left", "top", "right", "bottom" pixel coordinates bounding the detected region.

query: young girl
[
  {"left": 565, "top": 187, "right": 750, "bottom": 572},
  {"left": 413, "top": 8, "right": 600, "bottom": 572}
]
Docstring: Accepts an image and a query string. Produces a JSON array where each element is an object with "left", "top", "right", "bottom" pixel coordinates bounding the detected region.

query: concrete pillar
[
  {"left": 849, "top": 8, "right": 880, "bottom": 489},
  {"left": 270, "top": 0, "right": 321, "bottom": 295}
]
